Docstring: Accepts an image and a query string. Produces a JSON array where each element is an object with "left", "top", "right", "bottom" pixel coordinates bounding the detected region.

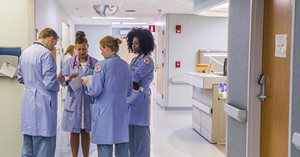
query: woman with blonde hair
[
  {"left": 83, "top": 36, "right": 132, "bottom": 157},
  {"left": 63, "top": 44, "right": 75, "bottom": 63}
]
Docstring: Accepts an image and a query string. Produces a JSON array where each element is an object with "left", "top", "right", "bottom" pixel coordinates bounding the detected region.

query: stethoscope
[{"left": 72, "top": 55, "right": 94, "bottom": 70}]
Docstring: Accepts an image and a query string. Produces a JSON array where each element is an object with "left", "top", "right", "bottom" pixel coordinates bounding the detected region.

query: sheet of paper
[
  {"left": 275, "top": 34, "right": 287, "bottom": 58},
  {"left": 0, "top": 62, "right": 17, "bottom": 78},
  {"left": 81, "top": 75, "right": 93, "bottom": 84},
  {"left": 69, "top": 76, "right": 82, "bottom": 91}
]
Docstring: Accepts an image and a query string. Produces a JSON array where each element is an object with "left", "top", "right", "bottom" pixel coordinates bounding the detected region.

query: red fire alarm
[
  {"left": 176, "top": 25, "right": 181, "bottom": 33},
  {"left": 175, "top": 61, "right": 181, "bottom": 68},
  {"left": 149, "top": 25, "right": 156, "bottom": 32}
]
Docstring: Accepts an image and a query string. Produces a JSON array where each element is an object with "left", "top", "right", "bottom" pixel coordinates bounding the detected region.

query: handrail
[
  {"left": 292, "top": 132, "right": 300, "bottom": 150},
  {"left": 170, "top": 77, "right": 188, "bottom": 85},
  {"left": 224, "top": 103, "right": 247, "bottom": 123}
]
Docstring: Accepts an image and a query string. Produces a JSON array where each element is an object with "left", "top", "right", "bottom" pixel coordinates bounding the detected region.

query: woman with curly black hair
[{"left": 126, "top": 27, "right": 155, "bottom": 157}]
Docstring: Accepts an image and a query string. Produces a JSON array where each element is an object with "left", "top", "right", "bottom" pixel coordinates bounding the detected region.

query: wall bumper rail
[
  {"left": 224, "top": 103, "right": 247, "bottom": 123},
  {"left": 292, "top": 132, "right": 300, "bottom": 150},
  {"left": 170, "top": 77, "right": 188, "bottom": 85}
]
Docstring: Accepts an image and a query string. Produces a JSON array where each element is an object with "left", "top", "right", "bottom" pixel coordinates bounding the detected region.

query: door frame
[
  {"left": 246, "top": 0, "right": 264, "bottom": 157},
  {"left": 289, "top": 0, "right": 296, "bottom": 156},
  {"left": 247, "top": 0, "right": 295, "bottom": 157}
]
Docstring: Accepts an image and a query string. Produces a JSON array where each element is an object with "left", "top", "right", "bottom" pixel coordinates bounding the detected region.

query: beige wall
[{"left": 0, "top": 0, "right": 35, "bottom": 156}]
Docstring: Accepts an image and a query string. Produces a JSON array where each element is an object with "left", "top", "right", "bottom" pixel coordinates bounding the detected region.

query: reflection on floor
[
  {"left": 55, "top": 101, "right": 225, "bottom": 157},
  {"left": 151, "top": 104, "right": 225, "bottom": 157}
]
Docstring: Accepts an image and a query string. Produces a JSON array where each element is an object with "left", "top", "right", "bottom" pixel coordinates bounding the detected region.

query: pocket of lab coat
[
  {"left": 90, "top": 103, "right": 100, "bottom": 121},
  {"left": 64, "top": 97, "right": 75, "bottom": 112}
]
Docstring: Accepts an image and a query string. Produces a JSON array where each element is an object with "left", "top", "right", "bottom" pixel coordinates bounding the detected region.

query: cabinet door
[{"left": 192, "top": 105, "right": 201, "bottom": 133}]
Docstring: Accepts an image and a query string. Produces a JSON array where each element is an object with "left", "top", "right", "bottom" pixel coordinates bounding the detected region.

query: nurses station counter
[{"left": 184, "top": 72, "right": 226, "bottom": 144}]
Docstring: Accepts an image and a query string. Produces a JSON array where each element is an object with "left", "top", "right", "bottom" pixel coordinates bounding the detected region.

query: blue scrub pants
[
  {"left": 97, "top": 143, "right": 129, "bottom": 157},
  {"left": 21, "top": 134, "right": 56, "bottom": 157},
  {"left": 129, "top": 125, "right": 150, "bottom": 157}
]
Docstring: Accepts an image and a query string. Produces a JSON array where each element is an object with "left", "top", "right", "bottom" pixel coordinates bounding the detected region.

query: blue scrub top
[
  {"left": 85, "top": 54, "right": 132, "bottom": 144},
  {"left": 127, "top": 54, "right": 154, "bottom": 126}
]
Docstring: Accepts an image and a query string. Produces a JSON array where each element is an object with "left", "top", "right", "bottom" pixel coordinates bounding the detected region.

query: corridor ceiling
[{"left": 58, "top": 0, "right": 194, "bottom": 26}]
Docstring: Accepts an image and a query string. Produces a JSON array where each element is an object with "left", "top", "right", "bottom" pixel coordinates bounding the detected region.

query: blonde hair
[
  {"left": 65, "top": 44, "right": 75, "bottom": 55},
  {"left": 100, "top": 36, "right": 122, "bottom": 52},
  {"left": 38, "top": 27, "right": 59, "bottom": 40}
]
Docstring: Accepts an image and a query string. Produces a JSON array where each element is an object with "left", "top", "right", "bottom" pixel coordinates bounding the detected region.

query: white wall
[
  {"left": 75, "top": 25, "right": 112, "bottom": 61},
  {"left": 35, "top": 0, "right": 75, "bottom": 43},
  {"left": 35, "top": 0, "right": 75, "bottom": 68},
  {"left": 165, "top": 14, "right": 228, "bottom": 108},
  {"left": 0, "top": 0, "right": 35, "bottom": 156}
]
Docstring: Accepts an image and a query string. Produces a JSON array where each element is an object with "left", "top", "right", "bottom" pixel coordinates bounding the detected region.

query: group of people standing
[{"left": 18, "top": 27, "right": 155, "bottom": 157}]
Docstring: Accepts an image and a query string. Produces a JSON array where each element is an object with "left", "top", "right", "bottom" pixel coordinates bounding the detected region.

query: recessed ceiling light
[{"left": 112, "top": 22, "right": 121, "bottom": 25}]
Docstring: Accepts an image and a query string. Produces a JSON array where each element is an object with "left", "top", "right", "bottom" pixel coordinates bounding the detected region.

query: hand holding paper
[
  {"left": 69, "top": 76, "right": 82, "bottom": 90},
  {"left": 82, "top": 75, "right": 93, "bottom": 86}
]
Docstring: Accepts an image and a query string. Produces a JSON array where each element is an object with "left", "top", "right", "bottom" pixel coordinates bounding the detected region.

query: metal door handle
[{"left": 257, "top": 74, "right": 267, "bottom": 101}]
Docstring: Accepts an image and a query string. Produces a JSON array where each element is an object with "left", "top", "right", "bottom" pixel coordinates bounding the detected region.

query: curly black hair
[{"left": 126, "top": 27, "right": 155, "bottom": 55}]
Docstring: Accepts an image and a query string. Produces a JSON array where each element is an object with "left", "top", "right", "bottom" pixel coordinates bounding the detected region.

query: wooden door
[{"left": 260, "top": 0, "right": 292, "bottom": 156}]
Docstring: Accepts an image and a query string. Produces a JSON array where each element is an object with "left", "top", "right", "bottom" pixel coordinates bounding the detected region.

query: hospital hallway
[{"left": 55, "top": 99, "right": 225, "bottom": 157}]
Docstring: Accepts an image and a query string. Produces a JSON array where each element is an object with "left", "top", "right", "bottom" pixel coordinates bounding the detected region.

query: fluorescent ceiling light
[
  {"left": 123, "top": 22, "right": 147, "bottom": 25},
  {"left": 93, "top": 17, "right": 135, "bottom": 20},
  {"left": 112, "top": 22, "right": 147, "bottom": 25}
]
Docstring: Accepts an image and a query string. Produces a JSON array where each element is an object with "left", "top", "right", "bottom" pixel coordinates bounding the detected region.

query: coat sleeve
[
  {"left": 18, "top": 56, "right": 24, "bottom": 84},
  {"left": 85, "top": 62, "right": 105, "bottom": 97},
  {"left": 127, "top": 66, "right": 133, "bottom": 97},
  {"left": 131, "top": 58, "right": 154, "bottom": 83},
  {"left": 61, "top": 59, "right": 72, "bottom": 87},
  {"left": 41, "top": 52, "right": 60, "bottom": 92}
]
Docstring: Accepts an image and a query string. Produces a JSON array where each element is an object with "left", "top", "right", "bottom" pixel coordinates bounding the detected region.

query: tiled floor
[{"left": 55, "top": 101, "right": 225, "bottom": 157}]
